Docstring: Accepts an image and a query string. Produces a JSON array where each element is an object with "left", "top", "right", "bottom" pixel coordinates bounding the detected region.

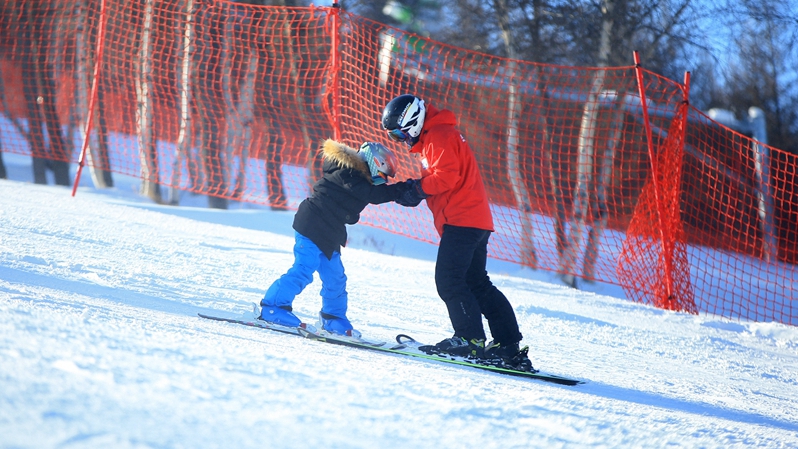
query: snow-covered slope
[{"left": 1, "top": 156, "right": 797, "bottom": 448}]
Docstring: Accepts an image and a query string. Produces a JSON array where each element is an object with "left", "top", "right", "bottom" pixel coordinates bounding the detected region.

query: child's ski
[{"left": 198, "top": 304, "right": 316, "bottom": 336}]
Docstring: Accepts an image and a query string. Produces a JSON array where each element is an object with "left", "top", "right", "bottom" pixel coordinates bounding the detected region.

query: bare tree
[
  {"left": 169, "top": 0, "right": 196, "bottom": 205},
  {"left": 430, "top": 1, "right": 494, "bottom": 54},
  {"left": 273, "top": 0, "right": 314, "bottom": 193},
  {"left": 222, "top": 2, "right": 259, "bottom": 200},
  {"left": 75, "top": 0, "right": 113, "bottom": 189},
  {"left": 194, "top": 4, "right": 228, "bottom": 209},
  {"left": 0, "top": 64, "right": 17, "bottom": 180},
  {"left": 559, "top": 0, "right": 615, "bottom": 287},
  {"left": 136, "top": 0, "right": 162, "bottom": 202},
  {"left": 222, "top": 2, "right": 240, "bottom": 198},
  {"left": 18, "top": 1, "right": 71, "bottom": 186},
  {"left": 494, "top": 0, "right": 539, "bottom": 268},
  {"left": 715, "top": 0, "right": 798, "bottom": 153}
]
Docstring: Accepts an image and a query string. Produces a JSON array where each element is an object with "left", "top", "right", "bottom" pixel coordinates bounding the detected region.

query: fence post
[
  {"left": 72, "top": 0, "right": 108, "bottom": 196},
  {"left": 633, "top": 51, "right": 674, "bottom": 301},
  {"left": 328, "top": 2, "right": 341, "bottom": 141}
]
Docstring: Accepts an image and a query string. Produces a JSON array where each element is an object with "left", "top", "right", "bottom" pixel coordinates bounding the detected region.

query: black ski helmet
[{"left": 381, "top": 94, "right": 426, "bottom": 146}]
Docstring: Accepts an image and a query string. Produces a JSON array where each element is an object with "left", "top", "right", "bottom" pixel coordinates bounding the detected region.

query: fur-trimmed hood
[
  {"left": 294, "top": 139, "right": 404, "bottom": 259},
  {"left": 321, "top": 139, "right": 370, "bottom": 179}
]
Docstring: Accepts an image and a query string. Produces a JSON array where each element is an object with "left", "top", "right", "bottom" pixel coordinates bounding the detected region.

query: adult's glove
[{"left": 395, "top": 178, "right": 428, "bottom": 207}]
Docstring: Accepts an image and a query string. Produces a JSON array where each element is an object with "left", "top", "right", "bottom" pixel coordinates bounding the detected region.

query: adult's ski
[{"left": 298, "top": 328, "right": 584, "bottom": 386}]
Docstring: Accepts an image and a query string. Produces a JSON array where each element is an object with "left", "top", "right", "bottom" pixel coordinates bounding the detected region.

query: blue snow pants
[{"left": 261, "top": 231, "right": 349, "bottom": 319}]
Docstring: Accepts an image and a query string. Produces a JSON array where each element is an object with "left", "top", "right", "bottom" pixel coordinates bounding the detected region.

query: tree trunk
[
  {"left": 274, "top": 2, "right": 313, "bottom": 189},
  {"left": 38, "top": 3, "right": 71, "bottom": 186},
  {"left": 560, "top": 70, "right": 606, "bottom": 287},
  {"left": 494, "top": 0, "right": 538, "bottom": 268},
  {"left": 93, "top": 67, "right": 114, "bottom": 187},
  {"left": 170, "top": 0, "right": 196, "bottom": 205},
  {"left": 583, "top": 95, "right": 624, "bottom": 279},
  {"left": 0, "top": 110, "right": 5, "bottom": 177},
  {"left": 221, "top": 6, "right": 251, "bottom": 201},
  {"left": 0, "top": 57, "right": 15, "bottom": 179},
  {"left": 76, "top": 0, "right": 113, "bottom": 188},
  {"left": 89, "top": 0, "right": 113, "bottom": 189},
  {"left": 560, "top": 0, "right": 614, "bottom": 288},
  {"left": 194, "top": 5, "right": 227, "bottom": 209},
  {"left": 222, "top": 7, "right": 236, "bottom": 198},
  {"left": 533, "top": 72, "right": 564, "bottom": 259},
  {"left": 234, "top": 49, "right": 258, "bottom": 199},
  {"left": 20, "top": 1, "right": 51, "bottom": 185},
  {"left": 136, "top": 0, "right": 162, "bottom": 202}
]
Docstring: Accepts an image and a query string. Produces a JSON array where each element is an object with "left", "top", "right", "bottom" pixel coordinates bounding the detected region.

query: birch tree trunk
[
  {"left": 170, "top": 0, "right": 195, "bottom": 205},
  {"left": 136, "top": 0, "right": 162, "bottom": 202},
  {"left": 560, "top": 70, "right": 605, "bottom": 287},
  {"left": 56, "top": 3, "right": 78, "bottom": 154},
  {"left": 539, "top": 74, "right": 565, "bottom": 258},
  {"left": 233, "top": 50, "right": 258, "bottom": 199},
  {"left": 76, "top": 0, "right": 113, "bottom": 188},
  {"left": 21, "top": 1, "right": 70, "bottom": 186},
  {"left": 39, "top": 3, "right": 70, "bottom": 186},
  {"left": 0, "top": 75, "right": 5, "bottom": 175},
  {"left": 505, "top": 63, "right": 539, "bottom": 267},
  {"left": 494, "top": 0, "right": 538, "bottom": 268},
  {"left": 222, "top": 7, "right": 236, "bottom": 198},
  {"left": 0, "top": 59, "right": 15, "bottom": 179},
  {"left": 275, "top": 3, "right": 312, "bottom": 189},
  {"left": 90, "top": 1, "right": 114, "bottom": 189},
  {"left": 560, "top": 0, "right": 614, "bottom": 287},
  {"left": 195, "top": 6, "right": 227, "bottom": 209},
  {"left": 21, "top": 1, "right": 48, "bottom": 185},
  {"left": 583, "top": 94, "right": 624, "bottom": 279},
  {"left": 285, "top": 25, "right": 313, "bottom": 190}
]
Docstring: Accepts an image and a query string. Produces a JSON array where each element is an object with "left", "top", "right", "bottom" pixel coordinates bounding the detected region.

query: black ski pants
[{"left": 434, "top": 224, "right": 523, "bottom": 345}]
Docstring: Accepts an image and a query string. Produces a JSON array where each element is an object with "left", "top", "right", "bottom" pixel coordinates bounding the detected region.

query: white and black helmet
[
  {"left": 381, "top": 94, "right": 426, "bottom": 146},
  {"left": 359, "top": 142, "right": 398, "bottom": 185}
]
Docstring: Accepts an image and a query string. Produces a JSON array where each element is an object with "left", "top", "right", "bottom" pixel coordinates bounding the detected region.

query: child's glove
[{"left": 395, "top": 179, "right": 427, "bottom": 207}]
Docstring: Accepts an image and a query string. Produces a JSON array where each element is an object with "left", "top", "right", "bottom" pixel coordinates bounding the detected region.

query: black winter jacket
[{"left": 293, "top": 139, "right": 406, "bottom": 259}]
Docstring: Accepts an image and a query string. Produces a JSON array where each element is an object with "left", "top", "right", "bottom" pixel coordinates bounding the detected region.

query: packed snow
[{"left": 1, "top": 153, "right": 797, "bottom": 448}]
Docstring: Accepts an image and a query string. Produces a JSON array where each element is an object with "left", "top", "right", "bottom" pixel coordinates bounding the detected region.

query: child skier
[{"left": 258, "top": 139, "right": 406, "bottom": 337}]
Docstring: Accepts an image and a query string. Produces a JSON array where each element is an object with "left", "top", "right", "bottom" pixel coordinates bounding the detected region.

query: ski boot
[
  {"left": 318, "top": 312, "right": 362, "bottom": 338},
  {"left": 419, "top": 336, "right": 485, "bottom": 359},
  {"left": 484, "top": 341, "right": 537, "bottom": 372},
  {"left": 259, "top": 305, "right": 302, "bottom": 328}
]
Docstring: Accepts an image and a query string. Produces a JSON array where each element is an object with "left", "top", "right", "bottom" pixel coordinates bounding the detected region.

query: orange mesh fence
[
  {"left": 0, "top": 0, "right": 795, "bottom": 325},
  {"left": 618, "top": 88, "right": 696, "bottom": 313},
  {"left": 680, "top": 108, "right": 797, "bottom": 323}
]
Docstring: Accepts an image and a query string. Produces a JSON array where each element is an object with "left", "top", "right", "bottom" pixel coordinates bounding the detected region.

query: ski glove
[{"left": 395, "top": 178, "right": 428, "bottom": 207}]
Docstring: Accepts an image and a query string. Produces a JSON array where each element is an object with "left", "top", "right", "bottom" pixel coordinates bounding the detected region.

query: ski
[
  {"left": 198, "top": 306, "right": 583, "bottom": 386},
  {"left": 298, "top": 328, "right": 584, "bottom": 386},
  {"left": 198, "top": 304, "right": 316, "bottom": 336}
]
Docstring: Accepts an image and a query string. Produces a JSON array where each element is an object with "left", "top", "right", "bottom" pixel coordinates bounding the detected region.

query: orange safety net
[{"left": 0, "top": 0, "right": 795, "bottom": 325}]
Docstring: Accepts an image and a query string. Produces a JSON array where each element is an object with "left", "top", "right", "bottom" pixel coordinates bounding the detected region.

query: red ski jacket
[{"left": 410, "top": 104, "right": 494, "bottom": 236}]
